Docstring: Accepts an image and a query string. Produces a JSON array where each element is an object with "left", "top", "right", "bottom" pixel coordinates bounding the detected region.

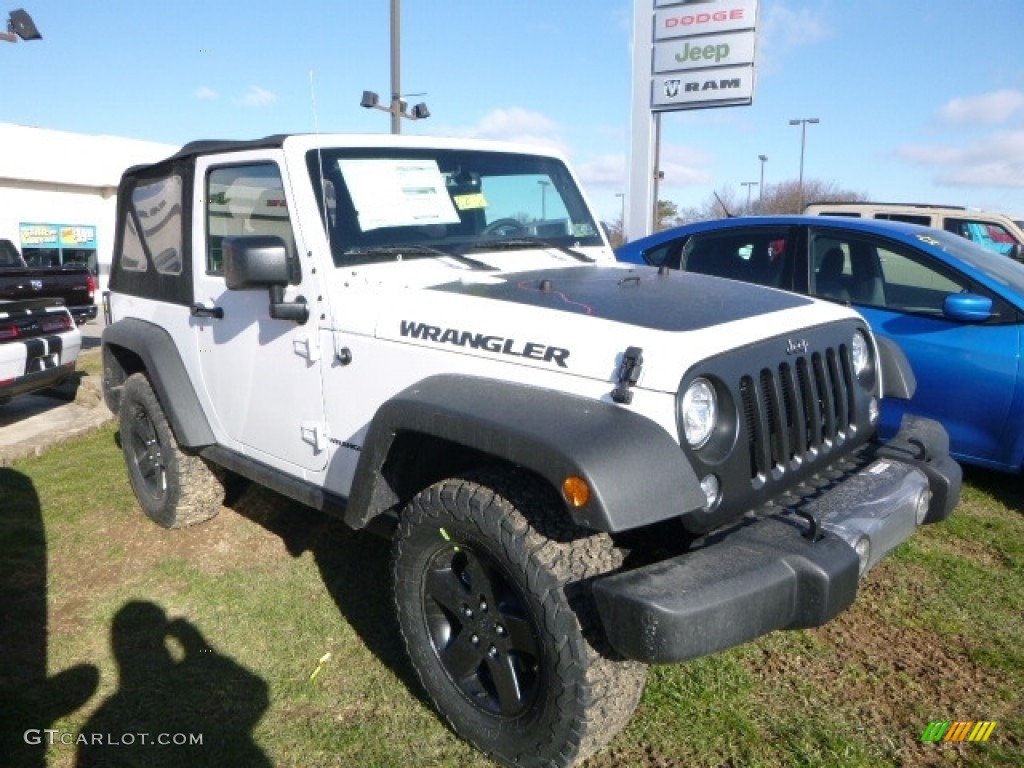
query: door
[
  {"left": 808, "top": 227, "right": 1021, "bottom": 467},
  {"left": 191, "top": 152, "right": 327, "bottom": 473}
]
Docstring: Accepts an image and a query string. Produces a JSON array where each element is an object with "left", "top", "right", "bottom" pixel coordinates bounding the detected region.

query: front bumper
[{"left": 592, "top": 415, "right": 961, "bottom": 664}]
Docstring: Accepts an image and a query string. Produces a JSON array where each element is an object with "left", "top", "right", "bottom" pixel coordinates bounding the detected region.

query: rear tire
[
  {"left": 392, "top": 470, "right": 647, "bottom": 767},
  {"left": 120, "top": 372, "right": 223, "bottom": 528}
]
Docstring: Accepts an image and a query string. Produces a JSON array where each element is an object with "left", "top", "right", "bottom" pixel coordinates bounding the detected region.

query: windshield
[{"left": 305, "top": 147, "right": 604, "bottom": 267}]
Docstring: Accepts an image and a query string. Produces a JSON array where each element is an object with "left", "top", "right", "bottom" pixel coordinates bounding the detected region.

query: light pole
[
  {"left": 538, "top": 180, "right": 550, "bottom": 219},
  {"left": 741, "top": 181, "right": 758, "bottom": 211},
  {"left": 359, "top": 0, "right": 430, "bottom": 133},
  {"left": 789, "top": 118, "right": 819, "bottom": 212},
  {"left": 615, "top": 192, "right": 626, "bottom": 244},
  {"left": 758, "top": 154, "right": 767, "bottom": 207}
]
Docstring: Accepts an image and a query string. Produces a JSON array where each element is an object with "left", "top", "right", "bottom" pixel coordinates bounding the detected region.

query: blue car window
[
  {"left": 681, "top": 229, "right": 790, "bottom": 288},
  {"left": 874, "top": 244, "right": 969, "bottom": 315}
]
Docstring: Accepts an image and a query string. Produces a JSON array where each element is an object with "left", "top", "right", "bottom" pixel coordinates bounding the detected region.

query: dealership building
[{"left": 0, "top": 122, "right": 177, "bottom": 292}]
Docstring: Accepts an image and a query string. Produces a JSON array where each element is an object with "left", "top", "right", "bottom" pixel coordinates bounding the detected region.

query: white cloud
[
  {"left": 757, "top": 2, "right": 832, "bottom": 71},
  {"left": 896, "top": 130, "right": 1024, "bottom": 188},
  {"left": 938, "top": 89, "right": 1024, "bottom": 125},
  {"left": 575, "top": 154, "right": 626, "bottom": 189},
  {"left": 458, "top": 107, "right": 569, "bottom": 155},
  {"left": 194, "top": 86, "right": 219, "bottom": 101},
  {"left": 239, "top": 85, "right": 278, "bottom": 107}
]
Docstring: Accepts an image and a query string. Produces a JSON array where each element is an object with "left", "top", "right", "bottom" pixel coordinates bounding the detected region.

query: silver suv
[{"left": 804, "top": 201, "right": 1024, "bottom": 258}]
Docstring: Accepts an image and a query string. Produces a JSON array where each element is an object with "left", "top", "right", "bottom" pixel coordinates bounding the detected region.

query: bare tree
[{"left": 670, "top": 179, "right": 869, "bottom": 224}]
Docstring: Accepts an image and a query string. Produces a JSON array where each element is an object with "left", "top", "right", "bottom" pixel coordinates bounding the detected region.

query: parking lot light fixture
[{"left": 1, "top": 8, "right": 42, "bottom": 43}]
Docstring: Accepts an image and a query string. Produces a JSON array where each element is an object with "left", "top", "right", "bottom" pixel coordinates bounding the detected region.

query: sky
[{"left": 3, "top": 0, "right": 1024, "bottom": 226}]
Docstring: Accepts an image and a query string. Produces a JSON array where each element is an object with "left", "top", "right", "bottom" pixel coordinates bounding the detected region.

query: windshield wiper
[
  {"left": 341, "top": 244, "right": 494, "bottom": 270},
  {"left": 462, "top": 238, "right": 594, "bottom": 262}
]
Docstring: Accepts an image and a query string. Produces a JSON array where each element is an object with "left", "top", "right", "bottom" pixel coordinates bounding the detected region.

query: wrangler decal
[{"left": 399, "top": 320, "right": 570, "bottom": 368}]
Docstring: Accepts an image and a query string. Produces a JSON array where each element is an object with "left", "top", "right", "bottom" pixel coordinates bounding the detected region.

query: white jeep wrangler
[{"left": 102, "top": 134, "right": 960, "bottom": 767}]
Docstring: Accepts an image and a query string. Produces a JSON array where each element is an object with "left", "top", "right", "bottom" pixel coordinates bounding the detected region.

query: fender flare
[
  {"left": 102, "top": 318, "right": 216, "bottom": 448},
  {"left": 344, "top": 374, "right": 706, "bottom": 533}
]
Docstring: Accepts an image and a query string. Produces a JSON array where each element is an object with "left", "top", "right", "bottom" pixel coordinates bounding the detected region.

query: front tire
[
  {"left": 120, "top": 372, "right": 223, "bottom": 528},
  {"left": 392, "top": 471, "right": 647, "bottom": 767}
]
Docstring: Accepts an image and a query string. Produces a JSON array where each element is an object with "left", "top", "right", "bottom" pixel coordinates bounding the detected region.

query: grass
[{"left": 1, "top": 395, "right": 1022, "bottom": 767}]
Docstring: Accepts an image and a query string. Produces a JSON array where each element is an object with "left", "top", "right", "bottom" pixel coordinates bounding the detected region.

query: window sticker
[
  {"left": 338, "top": 158, "right": 460, "bottom": 231},
  {"left": 453, "top": 192, "right": 487, "bottom": 211}
]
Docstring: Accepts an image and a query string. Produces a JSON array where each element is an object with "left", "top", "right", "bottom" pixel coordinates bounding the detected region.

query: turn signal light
[{"left": 562, "top": 476, "right": 591, "bottom": 508}]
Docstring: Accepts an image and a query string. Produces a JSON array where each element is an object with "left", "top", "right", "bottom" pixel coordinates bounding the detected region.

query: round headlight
[
  {"left": 682, "top": 377, "right": 717, "bottom": 449},
  {"left": 851, "top": 330, "right": 870, "bottom": 379}
]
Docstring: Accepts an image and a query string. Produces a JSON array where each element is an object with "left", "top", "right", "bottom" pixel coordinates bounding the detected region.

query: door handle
[{"left": 190, "top": 303, "right": 224, "bottom": 319}]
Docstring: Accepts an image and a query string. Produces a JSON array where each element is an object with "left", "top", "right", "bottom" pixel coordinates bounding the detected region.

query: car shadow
[
  {"left": 961, "top": 465, "right": 1024, "bottom": 513},
  {"left": 0, "top": 468, "right": 98, "bottom": 767},
  {"left": 225, "top": 481, "right": 425, "bottom": 703}
]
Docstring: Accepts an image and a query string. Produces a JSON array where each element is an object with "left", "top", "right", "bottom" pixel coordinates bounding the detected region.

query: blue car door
[{"left": 808, "top": 228, "right": 1022, "bottom": 470}]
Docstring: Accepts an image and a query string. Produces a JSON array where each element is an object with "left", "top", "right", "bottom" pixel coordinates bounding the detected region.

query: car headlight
[
  {"left": 681, "top": 377, "right": 717, "bottom": 449},
  {"left": 851, "top": 330, "right": 870, "bottom": 380}
]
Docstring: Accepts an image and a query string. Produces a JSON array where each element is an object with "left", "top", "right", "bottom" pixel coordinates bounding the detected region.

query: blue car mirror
[{"left": 944, "top": 293, "right": 993, "bottom": 323}]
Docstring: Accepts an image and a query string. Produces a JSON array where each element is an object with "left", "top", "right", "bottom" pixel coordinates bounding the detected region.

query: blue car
[{"left": 617, "top": 215, "right": 1024, "bottom": 473}]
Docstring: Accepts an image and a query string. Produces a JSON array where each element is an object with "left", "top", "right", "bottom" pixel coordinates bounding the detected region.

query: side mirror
[
  {"left": 223, "top": 236, "right": 308, "bottom": 324},
  {"left": 943, "top": 293, "right": 992, "bottom": 323},
  {"left": 1008, "top": 243, "right": 1023, "bottom": 262}
]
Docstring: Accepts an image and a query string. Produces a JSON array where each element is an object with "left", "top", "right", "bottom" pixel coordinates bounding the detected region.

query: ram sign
[{"left": 648, "top": 0, "right": 759, "bottom": 111}]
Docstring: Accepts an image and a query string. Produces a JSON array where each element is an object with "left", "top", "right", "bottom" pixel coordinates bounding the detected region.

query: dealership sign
[{"left": 648, "top": 0, "right": 759, "bottom": 111}]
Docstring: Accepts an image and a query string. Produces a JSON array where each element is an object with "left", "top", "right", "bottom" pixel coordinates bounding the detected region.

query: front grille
[{"left": 740, "top": 345, "right": 855, "bottom": 486}]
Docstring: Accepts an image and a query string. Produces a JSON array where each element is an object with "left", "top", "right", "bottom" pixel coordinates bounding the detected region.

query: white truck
[
  {"left": 101, "top": 134, "right": 960, "bottom": 767},
  {"left": 0, "top": 297, "right": 79, "bottom": 405}
]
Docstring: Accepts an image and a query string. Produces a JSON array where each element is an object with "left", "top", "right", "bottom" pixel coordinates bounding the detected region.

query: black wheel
[
  {"left": 120, "top": 373, "right": 223, "bottom": 528},
  {"left": 392, "top": 471, "right": 647, "bottom": 768},
  {"left": 482, "top": 217, "right": 528, "bottom": 237}
]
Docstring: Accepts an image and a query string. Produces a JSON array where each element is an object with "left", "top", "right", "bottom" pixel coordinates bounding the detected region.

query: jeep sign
[{"left": 653, "top": 30, "right": 756, "bottom": 73}]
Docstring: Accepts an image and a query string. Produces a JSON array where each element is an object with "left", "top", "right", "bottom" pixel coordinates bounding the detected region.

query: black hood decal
[{"left": 433, "top": 266, "right": 810, "bottom": 332}]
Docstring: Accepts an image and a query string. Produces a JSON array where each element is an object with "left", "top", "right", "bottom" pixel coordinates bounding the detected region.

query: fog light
[
  {"left": 854, "top": 536, "right": 871, "bottom": 577},
  {"left": 562, "top": 476, "right": 591, "bottom": 508},
  {"left": 699, "top": 474, "right": 720, "bottom": 511},
  {"left": 915, "top": 488, "right": 932, "bottom": 525}
]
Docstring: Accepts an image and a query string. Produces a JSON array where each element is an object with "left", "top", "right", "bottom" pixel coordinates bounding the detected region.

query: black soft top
[{"left": 124, "top": 134, "right": 292, "bottom": 177}]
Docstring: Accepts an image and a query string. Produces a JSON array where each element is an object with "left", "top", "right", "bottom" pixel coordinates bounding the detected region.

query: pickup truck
[
  {"left": 0, "top": 238, "right": 98, "bottom": 325},
  {"left": 0, "top": 297, "right": 80, "bottom": 404}
]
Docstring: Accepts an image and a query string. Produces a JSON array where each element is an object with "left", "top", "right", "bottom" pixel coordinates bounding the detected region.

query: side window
[
  {"left": 642, "top": 239, "right": 684, "bottom": 268},
  {"left": 809, "top": 230, "right": 889, "bottom": 307},
  {"left": 813, "top": 229, "right": 972, "bottom": 315},
  {"left": 130, "top": 176, "right": 184, "bottom": 275},
  {"left": 875, "top": 212, "right": 930, "bottom": 226},
  {"left": 875, "top": 244, "right": 970, "bottom": 315},
  {"left": 110, "top": 168, "right": 193, "bottom": 305},
  {"left": 944, "top": 217, "right": 1019, "bottom": 256},
  {"left": 206, "top": 163, "right": 298, "bottom": 281},
  {"left": 681, "top": 228, "right": 790, "bottom": 288},
  {"left": 119, "top": 215, "right": 148, "bottom": 273}
]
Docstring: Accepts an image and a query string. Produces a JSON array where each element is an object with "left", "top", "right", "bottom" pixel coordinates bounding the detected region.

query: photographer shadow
[
  {"left": 76, "top": 600, "right": 271, "bottom": 768},
  {"left": 0, "top": 468, "right": 98, "bottom": 767}
]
